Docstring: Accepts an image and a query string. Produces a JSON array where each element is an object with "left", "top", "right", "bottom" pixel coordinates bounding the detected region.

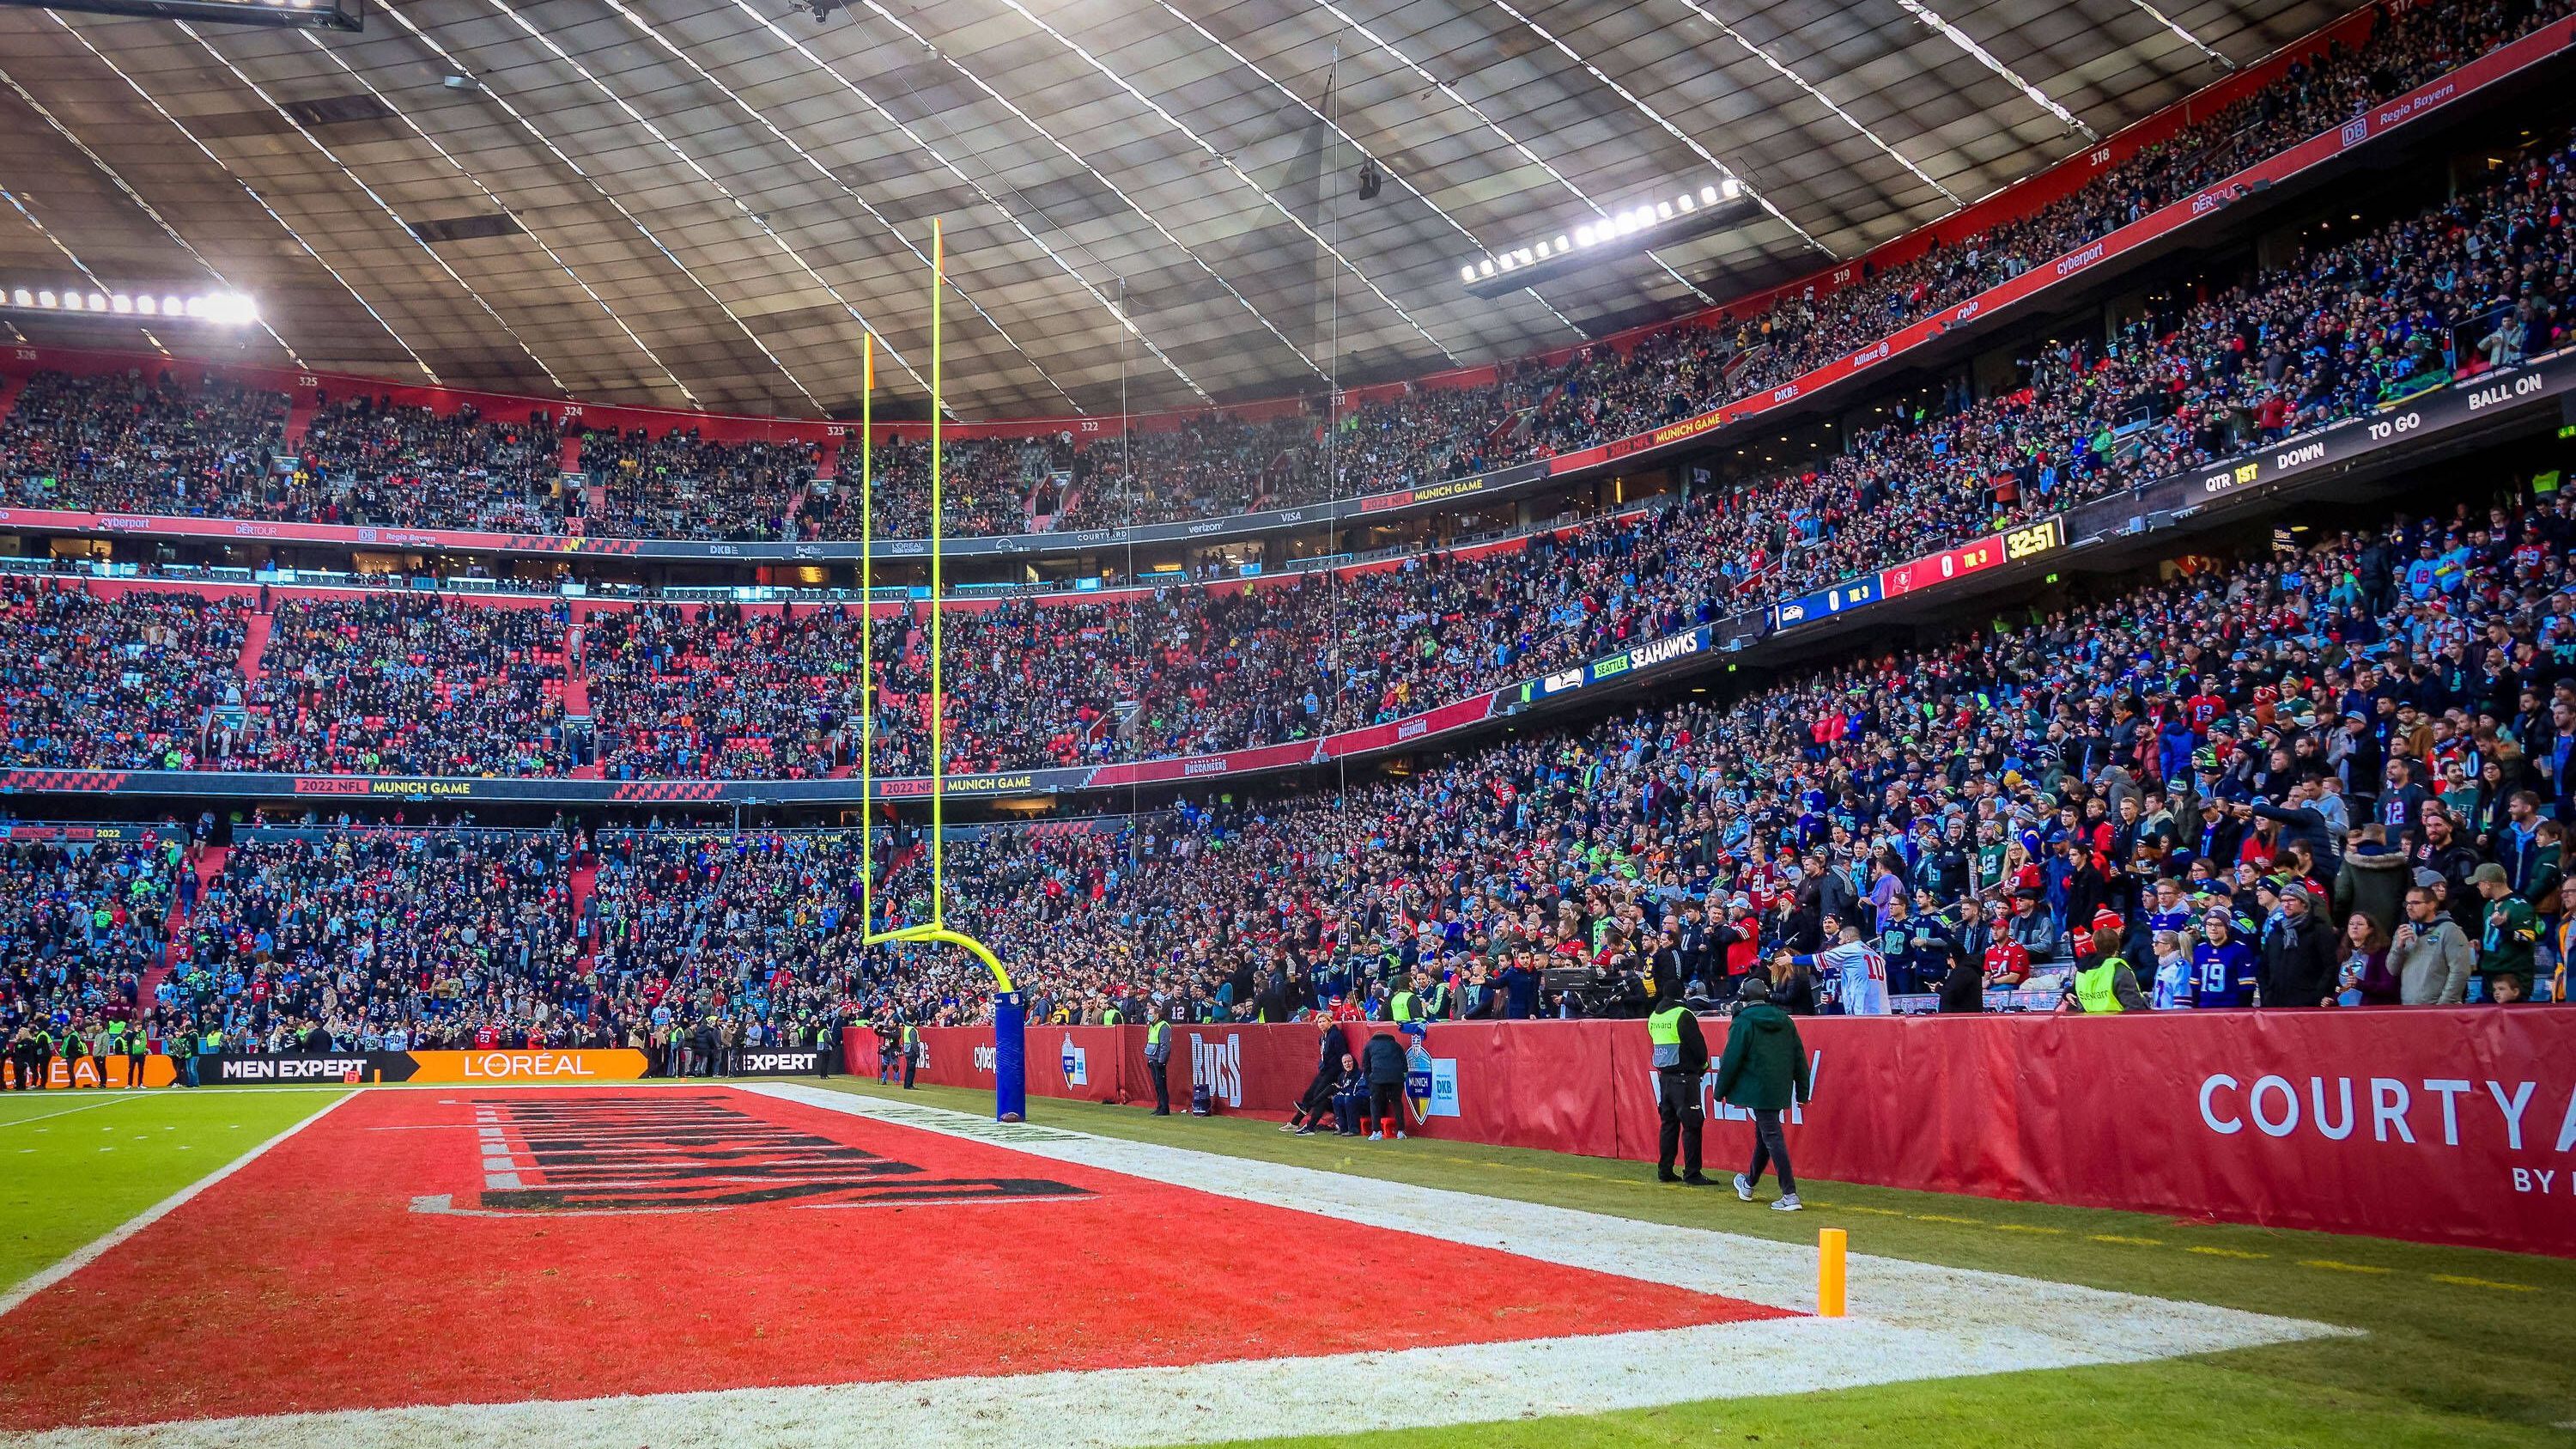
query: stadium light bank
[
  {"left": 3, "top": 287, "right": 261, "bottom": 326},
  {"left": 1461, "top": 180, "right": 1760, "bottom": 298}
]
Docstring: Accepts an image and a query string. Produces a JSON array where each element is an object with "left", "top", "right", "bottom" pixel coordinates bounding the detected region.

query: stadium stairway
[
  {"left": 0, "top": 372, "right": 26, "bottom": 423},
  {"left": 236, "top": 608, "right": 273, "bottom": 683},
  {"left": 562, "top": 624, "right": 589, "bottom": 715},
  {"left": 568, "top": 856, "right": 598, "bottom": 970},
  {"left": 283, "top": 391, "right": 317, "bottom": 446},
  {"left": 562, "top": 624, "right": 601, "bottom": 779},
  {"left": 142, "top": 844, "right": 226, "bottom": 1012}
]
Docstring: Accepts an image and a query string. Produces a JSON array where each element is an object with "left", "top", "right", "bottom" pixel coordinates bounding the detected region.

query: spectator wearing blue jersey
[{"left": 2188, "top": 910, "right": 2261, "bottom": 1009}]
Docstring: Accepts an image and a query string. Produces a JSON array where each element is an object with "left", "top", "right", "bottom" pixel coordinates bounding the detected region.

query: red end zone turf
[{"left": 0, "top": 1087, "right": 1788, "bottom": 1433}]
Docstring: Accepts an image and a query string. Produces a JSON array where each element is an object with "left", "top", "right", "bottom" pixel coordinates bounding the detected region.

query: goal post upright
[{"left": 858, "top": 219, "right": 1024, "bottom": 1123}]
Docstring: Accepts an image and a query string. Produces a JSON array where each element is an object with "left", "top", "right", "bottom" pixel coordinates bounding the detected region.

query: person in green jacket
[
  {"left": 2472, "top": 862, "right": 2538, "bottom": 1002},
  {"left": 1713, "top": 974, "right": 1812, "bottom": 1212}
]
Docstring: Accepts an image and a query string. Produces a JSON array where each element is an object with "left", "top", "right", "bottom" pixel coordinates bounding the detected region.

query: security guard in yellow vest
[
  {"left": 1144, "top": 1007, "right": 1174, "bottom": 1116},
  {"left": 2063, "top": 922, "right": 2147, "bottom": 1014},
  {"left": 1388, "top": 971, "right": 1428, "bottom": 1023},
  {"left": 1649, "top": 987, "right": 1712, "bottom": 1184},
  {"left": 900, "top": 1022, "right": 920, "bottom": 1088}
]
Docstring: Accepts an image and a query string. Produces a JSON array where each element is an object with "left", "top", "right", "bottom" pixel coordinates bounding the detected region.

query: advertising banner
[
  {"left": 0, "top": 1055, "right": 175, "bottom": 1090},
  {"left": 730, "top": 1048, "right": 833, "bottom": 1077},
  {"left": 196, "top": 1049, "right": 649, "bottom": 1085},
  {"left": 863, "top": 1012, "right": 2576, "bottom": 1257}
]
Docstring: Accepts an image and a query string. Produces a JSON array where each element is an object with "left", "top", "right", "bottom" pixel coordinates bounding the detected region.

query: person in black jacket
[
  {"left": 1649, "top": 985, "right": 1712, "bottom": 1184},
  {"left": 1935, "top": 923, "right": 1987, "bottom": 1014},
  {"left": 1359, "top": 1027, "right": 1411, "bottom": 1141},
  {"left": 1282, "top": 1017, "right": 1343, "bottom": 1135},
  {"left": 2260, "top": 885, "right": 2342, "bottom": 1008},
  {"left": 1768, "top": 956, "right": 1820, "bottom": 1015}
]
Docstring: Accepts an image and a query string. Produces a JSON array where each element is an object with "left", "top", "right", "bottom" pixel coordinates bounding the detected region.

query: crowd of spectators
[
  {"left": 586, "top": 830, "right": 872, "bottom": 1068},
  {"left": 32, "top": 483, "right": 2576, "bottom": 1056},
  {"left": 0, "top": 831, "right": 186, "bottom": 1076},
  {"left": 0, "top": 370, "right": 285, "bottom": 517},
  {"left": 151, "top": 830, "right": 589, "bottom": 1055},
  {"left": 584, "top": 426, "right": 822, "bottom": 540},
  {"left": 585, "top": 603, "right": 860, "bottom": 780},
  {"left": 228, "top": 597, "right": 570, "bottom": 777},
  {"left": 854, "top": 489, "right": 2576, "bottom": 1026},
  {"left": 0, "top": 582, "right": 247, "bottom": 770},
  {"left": 3, "top": 0, "right": 2562, "bottom": 549},
  {"left": 294, "top": 396, "right": 569, "bottom": 534},
  {"left": 136, "top": 827, "right": 859, "bottom": 1066}
]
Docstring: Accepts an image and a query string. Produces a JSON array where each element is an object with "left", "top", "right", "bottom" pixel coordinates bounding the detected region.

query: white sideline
[
  {"left": 0, "top": 1085, "right": 2347, "bottom": 1449},
  {"left": 0, "top": 1090, "right": 349, "bottom": 1320}
]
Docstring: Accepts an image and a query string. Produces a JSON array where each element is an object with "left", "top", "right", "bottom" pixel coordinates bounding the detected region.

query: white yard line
[
  {"left": 0, "top": 1315, "right": 2152, "bottom": 1449},
  {"left": 0, "top": 1095, "right": 149, "bottom": 1129},
  {"left": 0, "top": 1091, "right": 350, "bottom": 1321}
]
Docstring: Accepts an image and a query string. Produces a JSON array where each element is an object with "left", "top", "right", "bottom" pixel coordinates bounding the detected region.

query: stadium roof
[{"left": 0, "top": 0, "right": 2348, "bottom": 419}]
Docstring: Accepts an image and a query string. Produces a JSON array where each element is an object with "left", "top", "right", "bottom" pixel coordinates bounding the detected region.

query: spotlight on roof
[
  {"left": 3, "top": 284, "right": 260, "bottom": 326},
  {"left": 1461, "top": 179, "right": 1759, "bottom": 298}
]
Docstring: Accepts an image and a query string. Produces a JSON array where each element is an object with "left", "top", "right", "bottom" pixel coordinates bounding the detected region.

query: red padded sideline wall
[{"left": 854, "top": 1012, "right": 2576, "bottom": 1258}]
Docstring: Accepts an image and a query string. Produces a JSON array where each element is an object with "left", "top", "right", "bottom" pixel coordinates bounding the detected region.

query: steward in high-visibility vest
[
  {"left": 1144, "top": 1011, "right": 1174, "bottom": 1116},
  {"left": 2065, "top": 955, "right": 2146, "bottom": 1014},
  {"left": 1648, "top": 991, "right": 1710, "bottom": 1184},
  {"left": 1389, "top": 971, "right": 1431, "bottom": 1023}
]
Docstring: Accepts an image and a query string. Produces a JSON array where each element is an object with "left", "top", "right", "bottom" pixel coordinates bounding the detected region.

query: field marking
[
  {"left": 0, "top": 1316, "right": 2217, "bottom": 1449},
  {"left": 0, "top": 1096, "right": 148, "bottom": 1129},
  {"left": 0, "top": 1086, "right": 2348, "bottom": 1449},
  {"left": 2430, "top": 1274, "right": 2538, "bottom": 1293},
  {"left": 0, "top": 1091, "right": 349, "bottom": 1321}
]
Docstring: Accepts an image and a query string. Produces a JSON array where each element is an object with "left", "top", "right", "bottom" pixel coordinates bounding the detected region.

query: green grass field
[
  {"left": 3, "top": 1079, "right": 2565, "bottom": 1447},
  {"left": 0, "top": 1087, "right": 345, "bottom": 1298}
]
